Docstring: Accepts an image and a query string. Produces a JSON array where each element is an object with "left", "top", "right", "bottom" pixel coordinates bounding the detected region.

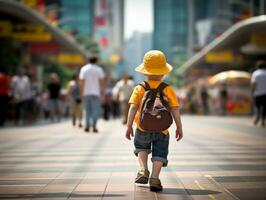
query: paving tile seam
[{"left": 204, "top": 174, "right": 240, "bottom": 200}]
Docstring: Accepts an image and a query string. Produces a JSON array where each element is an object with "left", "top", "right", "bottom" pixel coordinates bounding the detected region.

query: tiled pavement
[{"left": 0, "top": 116, "right": 265, "bottom": 200}]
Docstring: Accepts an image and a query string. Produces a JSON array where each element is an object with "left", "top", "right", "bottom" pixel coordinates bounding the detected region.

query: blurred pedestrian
[
  {"left": 200, "top": 86, "right": 209, "bottom": 115},
  {"left": 251, "top": 61, "right": 266, "bottom": 127},
  {"left": 187, "top": 87, "right": 197, "bottom": 114},
  {"left": 40, "top": 88, "right": 50, "bottom": 119},
  {"left": 114, "top": 74, "right": 134, "bottom": 124},
  {"left": 219, "top": 83, "right": 228, "bottom": 115},
  {"left": 11, "top": 68, "right": 32, "bottom": 125},
  {"left": 0, "top": 68, "right": 11, "bottom": 126},
  {"left": 79, "top": 55, "right": 105, "bottom": 133},
  {"left": 111, "top": 83, "right": 120, "bottom": 118},
  {"left": 48, "top": 73, "right": 61, "bottom": 122},
  {"left": 102, "top": 86, "right": 113, "bottom": 120},
  {"left": 28, "top": 74, "right": 40, "bottom": 122},
  {"left": 67, "top": 73, "right": 83, "bottom": 127}
]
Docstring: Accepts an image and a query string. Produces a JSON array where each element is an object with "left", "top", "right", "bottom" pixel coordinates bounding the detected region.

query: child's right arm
[
  {"left": 125, "top": 104, "right": 138, "bottom": 140},
  {"left": 171, "top": 107, "right": 183, "bottom": 141}
]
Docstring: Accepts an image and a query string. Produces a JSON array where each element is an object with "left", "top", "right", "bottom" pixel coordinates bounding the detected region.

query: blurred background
[{"left": 0, "top": 0, "right": 265, "bottom": 126}]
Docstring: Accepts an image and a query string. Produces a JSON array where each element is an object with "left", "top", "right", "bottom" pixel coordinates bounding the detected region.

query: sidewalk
[{"left": 0, "top": 116, "right": 265, "bottom": 199}]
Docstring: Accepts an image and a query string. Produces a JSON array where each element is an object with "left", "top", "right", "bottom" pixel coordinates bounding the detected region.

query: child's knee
[
  {"left": 134, "top": 149, "right": 151, "bottom": 157},
  {"left": 151, "top": 157, "right": 168, "bottom": 167}
]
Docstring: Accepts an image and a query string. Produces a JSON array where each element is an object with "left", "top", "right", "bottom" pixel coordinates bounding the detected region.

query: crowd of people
[
  {"left": 0, "top": 56, "right": 135, "bottom": 130},
  {"left": 0, "top": 57, "right": 265, "bottom": 128},
  {"left": 183, "top": 84, "right": 229, "bottom": 115}
]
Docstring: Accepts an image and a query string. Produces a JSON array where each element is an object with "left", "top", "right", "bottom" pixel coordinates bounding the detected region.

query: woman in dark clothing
[{"left": 48, "top": 73, "right": 61, "bottom": 122}]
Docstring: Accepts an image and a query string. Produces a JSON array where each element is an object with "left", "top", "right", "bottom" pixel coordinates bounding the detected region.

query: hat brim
[{"left": 135, "top": 63, "right": 172, "bottom": 75}]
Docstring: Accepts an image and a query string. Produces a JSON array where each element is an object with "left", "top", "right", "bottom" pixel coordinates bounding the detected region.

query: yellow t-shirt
[{"left": 129, "top": 80, "right": 179, "bottom": 134}]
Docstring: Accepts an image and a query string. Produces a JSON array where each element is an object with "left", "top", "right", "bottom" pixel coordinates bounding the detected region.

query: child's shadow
[{"left": 137, "top": 186, "right": 221, "bottom": 195}]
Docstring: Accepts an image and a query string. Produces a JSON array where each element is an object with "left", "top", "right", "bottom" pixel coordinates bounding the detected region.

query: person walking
[
  {"left": 79, "top": 55, "right": 105, "bottom": 133},
  {"left": 187, "top": 87, "right": 197, "bottom": 114},
  {"left": 67, "top": 73, "right": 83, "bottom": 127},
  {"left": 219, "top": 83, "right": 228, "bottom": 115},
  {"left": 251, "top": 61, "right": 266, "bottom": 127},
  {"left": 11, "top": 68, "right": 32, "bottom": 125},
  {"left": 125, "top": 50, "right": 183, "bottom": 192},
  {"left": 200, "top": 86, "right": 209, "bottom": 115},
  {"left": 114, "top": 74, "right": 134, "bottom": 124},
  {"left": 47, "top": 73, "right": 61, "bottom": 122}
]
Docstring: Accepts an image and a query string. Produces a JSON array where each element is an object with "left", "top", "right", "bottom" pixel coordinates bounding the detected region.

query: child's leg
[
  {"left": 149, "top": 160, "right": 164, "bottom": 192},
  {"left": 134, "top": 130, "right": 152, "bottom": 184},
  {"left": 138, "top": 151, "right": 148, "bottom": 170},
  {"left": 151, "top": 160, "right": 163, "bottom": 178}
]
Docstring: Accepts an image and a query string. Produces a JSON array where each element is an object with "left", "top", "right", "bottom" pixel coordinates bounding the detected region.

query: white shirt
[
  {"left": 79, "top": 64, "right": 104, "bottom": 96},
  {"left": 251, "top": 69, "right": 266, "bottom": 96},
  {"left": 11, "top": 75, "right": 32, "bottom": 102},
  {"left": 115, "top": 79, "right": 135, "bottom": 101}
]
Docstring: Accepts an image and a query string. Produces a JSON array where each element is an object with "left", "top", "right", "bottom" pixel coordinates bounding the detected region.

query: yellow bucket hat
[{"left": 135, "top": 50, "right": 172, "bottom": 75}]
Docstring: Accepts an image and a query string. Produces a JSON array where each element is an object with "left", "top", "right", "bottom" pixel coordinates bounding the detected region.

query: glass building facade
[
  {"left": 153, "top": 0, "right": 188, "bottom": 64},
  {"left": 60, "top": 0, "right": 94, "bottom": 36}
]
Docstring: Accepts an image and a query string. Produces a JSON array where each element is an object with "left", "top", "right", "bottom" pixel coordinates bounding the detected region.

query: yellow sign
[
  {"left": 0, "top": 21, "right": 51, "bottom": 42},
  {"left": 0, "top": 21, "right": 12, "bottom": 36},
  {"left": 55, "top": 54, "right": 85, "bottom": 65},
  {"left": 12, "top": 32, "right": 52, "bottom": 42},
  {"left": 251, "top": 33, "right": 266, "bottom": 46},
  {"left": 110, "top": 54, "right": 120, "bottom": 64},
  {"left": 21, "top": 0, "right": 37, "bottom": 8},
  {"left": 205, "top": 51, "right": 234, "bottom": 63},
  {"left": 13, "top": 24, "right": 45, "bottom": 32}
]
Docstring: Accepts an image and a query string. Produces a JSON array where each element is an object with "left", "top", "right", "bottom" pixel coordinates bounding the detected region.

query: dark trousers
[
  {"left": 15, "top": 100, "right": 29, "bottom": 124},
  {"left": 0, "top": 95, "right": 8, "bottom": 126},
  {"left": 254, "top": 95, "right": 266, "bottom": 124}
]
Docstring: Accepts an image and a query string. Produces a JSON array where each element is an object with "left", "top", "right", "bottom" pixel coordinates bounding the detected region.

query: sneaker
[
  {"left": 84, "top": 127, "right": 89, "bottom": 132},
  {"left": 135, "top": 169, "right": 150, "bottom": 184},
  {"left": 253, "top": 118, "right": 259, "bottom": 125},
  {"left": 149, "top": 178, "right": 163, "bottom": 192},
  {"left": 93, "top": 128, "right": 98, "bottom": 133},
  {"left": 72, "top": 118, "right": 76, "bottom": 126}
]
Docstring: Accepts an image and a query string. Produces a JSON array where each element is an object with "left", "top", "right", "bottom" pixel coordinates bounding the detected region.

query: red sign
[
  {"left": 100, "top": 37, "right": 108, "bottom": 47},
  {"left": 95, "top": 16, "right": 107, "bottom": 26},
  {"left": 30, "top": 42, "right": 61, "bottom": 53}
]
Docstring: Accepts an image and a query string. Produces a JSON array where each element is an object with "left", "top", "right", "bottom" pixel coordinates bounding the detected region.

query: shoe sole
[
  {"left": 150, "top": 186, "right": 163, "bottom": 192},
  {"left": 135, "top": 176, "right": 149, "bottom": 184}
]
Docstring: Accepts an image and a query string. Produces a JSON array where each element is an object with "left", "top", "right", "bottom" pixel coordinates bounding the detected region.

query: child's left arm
[{"left": 171, "top": 107, "right": 183, "bottom": 141}]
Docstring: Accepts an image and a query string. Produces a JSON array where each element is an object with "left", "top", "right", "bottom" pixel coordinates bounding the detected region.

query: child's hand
[
  {"left": 125, "top": 126, "right": 134, "bottom": 140},
  {"left": 175, "top": 127, "right": 183, "bottom": 141}
]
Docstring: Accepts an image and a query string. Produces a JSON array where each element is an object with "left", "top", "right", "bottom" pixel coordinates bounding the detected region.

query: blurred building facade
[
  {"left": 59, "top": 0, "right": 94, "bottom": 36},
  {"left": 153, "top": 0, "right": 265, "bottom": 66},
  {"left": 93, "top": 0, "right": 124, "bottom": 60},
  {"left": 192, "top": 0, "right": 264, "bottom": 55},
  {"left": 153, "top": 0, "right": 187, "bottom": 64},
  {"left": 125, "top": 32, "right": 152, "bottom": 83}
]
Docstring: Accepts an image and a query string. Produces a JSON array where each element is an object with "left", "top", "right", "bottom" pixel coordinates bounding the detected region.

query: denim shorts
[{"left": 134, "top": 129, "right": 169, "bottom": 167}]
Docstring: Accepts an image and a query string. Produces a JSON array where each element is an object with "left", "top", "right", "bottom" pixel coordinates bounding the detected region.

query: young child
[{"left": 125, "top": 50, "right": 183, "bottom": 192}]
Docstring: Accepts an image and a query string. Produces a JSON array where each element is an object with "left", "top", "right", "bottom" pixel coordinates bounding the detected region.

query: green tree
[
  {"left": 0, "top": 39, "right": 21, "bottom": 74},
  {"left": 165, "top": 58, "right": 186, "bottom": 88},
  {"left": 43, "top": 63, "right": 75, "bottom": 87},
  {"left": 76, "top": 34, "right": 99, "bottom": 54}
]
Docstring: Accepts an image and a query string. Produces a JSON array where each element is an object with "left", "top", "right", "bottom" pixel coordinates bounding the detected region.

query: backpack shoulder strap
[
  {"left": 139, "top": 81, "right": 151, "bottom": 91},
  {"left": 157, "top": 82, "right": 168, "bottom": 93}
]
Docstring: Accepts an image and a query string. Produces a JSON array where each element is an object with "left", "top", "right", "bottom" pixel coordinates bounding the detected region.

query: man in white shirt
[
  {"left": 79, "top": 56, "right": 105, "bottom": 132},
  {"left": 251, "top": 61, "right": 266, "bottom": 127},
  {"left": 11, "top": 68, "right": 32, "bottom": 125},
  {"left": 114, "top": 74, "right": 134, "bottom": 124}
]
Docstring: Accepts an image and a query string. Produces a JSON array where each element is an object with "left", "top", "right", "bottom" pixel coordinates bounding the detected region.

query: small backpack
[{"left": 139, "top": 81, "right": 173, "bottom": 132}]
